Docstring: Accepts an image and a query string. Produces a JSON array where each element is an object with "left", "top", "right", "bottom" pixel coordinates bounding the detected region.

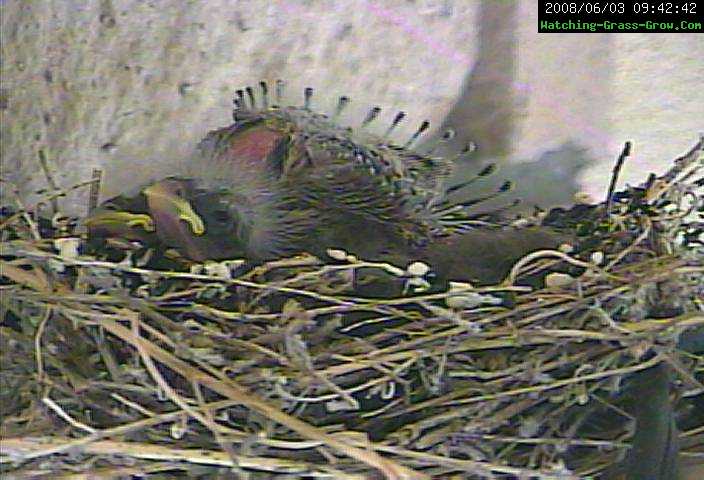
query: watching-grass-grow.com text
[{"left": 540, "top": 19, "right": 702, "bottom": 31}]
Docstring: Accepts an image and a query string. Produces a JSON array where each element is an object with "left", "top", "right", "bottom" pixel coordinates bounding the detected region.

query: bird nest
[{"left": 1, "top": 140, "right": 702, "bottom": 479}]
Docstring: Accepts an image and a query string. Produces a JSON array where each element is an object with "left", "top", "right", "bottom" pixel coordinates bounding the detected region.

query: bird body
[
  {"left": 88, "top": 84, "right": 566, "bottom": 284},
  {"left": 417, "top": 226, "right": 569, "bottom": 284}
]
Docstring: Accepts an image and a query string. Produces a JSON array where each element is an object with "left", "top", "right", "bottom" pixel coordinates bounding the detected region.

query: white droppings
[
  {"left": 53, "top": 237, "right": 81, "bottom": 260},
  {"left": 545, "top": 272, "right": 575, "bottom": 288},
  {"left": 407, "top": 261, "right": 430, "bottom": 277},
  {"left": 204, "top": 261, "right": 232, "bottom": 279},
  {"left": 449, "top": 281, "right": 474, "bottom": 291},
  {"left": 326, "top": 248, "right": 348, "bottom": 261},
  {"left": 446, "top": 292, "right": 502, "bottom": 309},
  {"left": 590, "top": 251, "right": 604, "bottom": 265}
]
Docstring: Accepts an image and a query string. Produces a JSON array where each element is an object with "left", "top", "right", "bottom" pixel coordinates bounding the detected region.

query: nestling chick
[{"left": 87, "top": 83, "right": 568, "bottom": 284}]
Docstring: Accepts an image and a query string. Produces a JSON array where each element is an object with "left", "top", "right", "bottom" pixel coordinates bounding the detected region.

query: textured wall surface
[{"left": 1, "top": 0, "right": 702, "bottom": 215}]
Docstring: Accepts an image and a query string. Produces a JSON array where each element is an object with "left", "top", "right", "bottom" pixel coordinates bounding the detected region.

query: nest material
[{"left": 0, "top": 140, "right": 702, "bottom": 479}]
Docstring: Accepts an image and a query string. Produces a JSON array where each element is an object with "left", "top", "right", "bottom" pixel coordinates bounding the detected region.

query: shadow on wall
[
  {"left": 431, "top": 0, "right": 601, "bottom": 210},
  {"left": 435, "top": 0, "right": 518, "bottom": 162}
]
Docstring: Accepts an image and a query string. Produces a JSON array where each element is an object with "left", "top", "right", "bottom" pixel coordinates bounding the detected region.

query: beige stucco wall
[{"left": 1, "top": 0, "right": 702, "bottom": 215}]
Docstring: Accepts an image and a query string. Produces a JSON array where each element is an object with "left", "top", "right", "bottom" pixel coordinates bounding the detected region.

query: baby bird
[{"left": 87, "top": 83, "right": 567, "bottom": 284}]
